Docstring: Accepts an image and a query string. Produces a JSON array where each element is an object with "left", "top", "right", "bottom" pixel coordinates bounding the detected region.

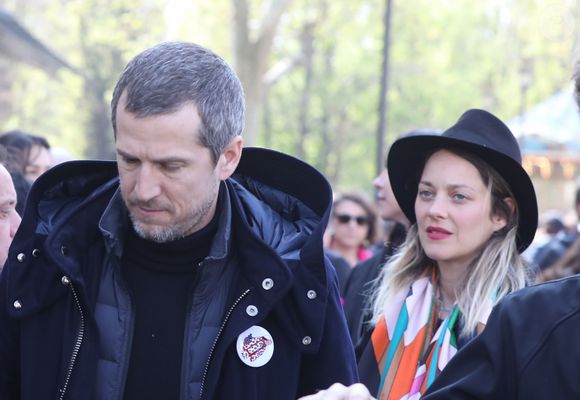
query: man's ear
[{"left": 217, "top": 136, "right": 243, "bottom": 180}]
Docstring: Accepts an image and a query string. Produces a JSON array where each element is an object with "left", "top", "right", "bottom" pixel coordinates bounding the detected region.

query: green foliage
[
  {"left": 260, "top": 0, "right": 580, "bottom": 193},
  {"left": 0, "top": 0, "right": 578, "bottom": 191}
]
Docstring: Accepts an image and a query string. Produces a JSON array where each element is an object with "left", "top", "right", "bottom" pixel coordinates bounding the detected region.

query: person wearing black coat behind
[{"left": 325, "top": 249, "right": 352, "bottom": 295}]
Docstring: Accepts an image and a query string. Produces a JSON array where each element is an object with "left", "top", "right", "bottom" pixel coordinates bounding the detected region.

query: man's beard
[{"left": 128, "top": 181, "right": 219, "bottom": 243}]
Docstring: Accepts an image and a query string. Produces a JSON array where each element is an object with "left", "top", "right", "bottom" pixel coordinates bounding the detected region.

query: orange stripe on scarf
[
  {"left": 372, "top": 316, "right": 389, "bottom": 362},
  {"left": 387, "top": 324, "right": 429, "bottom": 400}
]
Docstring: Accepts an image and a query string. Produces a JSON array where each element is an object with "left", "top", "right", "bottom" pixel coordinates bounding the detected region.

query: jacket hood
[{"left": 231, "top": 147, "right": 332, "bottom": 268}]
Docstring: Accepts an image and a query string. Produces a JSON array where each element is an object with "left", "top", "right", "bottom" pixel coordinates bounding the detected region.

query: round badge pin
[{"left": 236, "top": 325, "right": 274, "bottom": 367}]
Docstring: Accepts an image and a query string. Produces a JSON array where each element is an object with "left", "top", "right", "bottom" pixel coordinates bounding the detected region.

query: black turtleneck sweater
[{"left": 122, "top": 212, "right": 218, "bottom": 400}]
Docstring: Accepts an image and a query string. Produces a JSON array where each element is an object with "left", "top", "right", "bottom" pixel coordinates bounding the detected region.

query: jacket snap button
[
  {"left": 246, "top": 305, "right": 259, "bottom": 317},
  {"left": 16, "top": 253, "right": 25, "bottom": 262},
  {"left": 60, "top": 246, "right": 68, "bottom": 256},
  {"left": 262, "top": 278, "right": 274, "bottom": 290},
  {"left": 61, "top": 276, "right": 71, "bottom": 285},
  {"left": 32, "top": 248, "right": 41, "bottom": 257},
  {"left": 302, "top": 336, "right": 312, "bottom": 346},
  {"left": 13, "top": 300, "right": 22, "bottom": 309},
  {"left": 307, "top": 290, "right": 317, "bottom": 300}
]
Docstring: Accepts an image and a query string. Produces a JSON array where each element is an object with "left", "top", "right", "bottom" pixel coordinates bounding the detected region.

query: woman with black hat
[{"left": 299, "top": 109, "right": 538, "bottom": 400}]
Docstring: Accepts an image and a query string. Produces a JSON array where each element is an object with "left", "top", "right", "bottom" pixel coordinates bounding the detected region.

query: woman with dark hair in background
[
  {"left": 0, "top": 130, "right": 52, "bottom": 183},
  {"left": 326, "top": 192, "right": 378, "bottom": 268},
  {"left": 0, "top": 130, "right": 52, "bottom": 215}
]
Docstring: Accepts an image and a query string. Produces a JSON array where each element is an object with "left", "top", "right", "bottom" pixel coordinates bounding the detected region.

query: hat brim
[{"left": 387, "top": 135, "right": 538, "bottom": 253}]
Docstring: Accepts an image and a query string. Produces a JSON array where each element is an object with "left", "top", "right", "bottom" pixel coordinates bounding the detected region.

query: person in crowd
[
  {"left": 326, "top": 192, "right": 378, "bottom": 268},
  {"left": 7, "top": 170, "right": 30, "bottom": 217},
  {"left": 532, "top": 184, "right": 580, "bottom": 279},
  {"left": 0, "top": 130, "right": 52, "bottom": 214},
  {"left": 342, "top": 129, "right": 440, "bottom": 344},
  {"left": 520, "top": 209, "right": 563, "bottom": 271},
  {"left": 0, "top": 145, "right": 21, "bottom": 269},
  {"left": 299, "top": 108, "right": 538, "bottom": 400},
  {"left": 0, "top": 42, "right": 357, "bottom": 400},
  {"left": 0, "top": 130, "right": 52, "bottom": 182},
  {"left": 325, "top": 247, "right": 352, "bottom": 295}
]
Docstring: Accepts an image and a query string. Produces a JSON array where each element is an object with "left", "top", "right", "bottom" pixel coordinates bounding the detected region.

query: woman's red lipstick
[{"left": 426, "top": 226, "right": 451, "bottom": 240}]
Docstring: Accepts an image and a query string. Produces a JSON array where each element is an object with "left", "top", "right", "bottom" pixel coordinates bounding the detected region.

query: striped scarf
[{"left": 358, "top": 271, "right": 475, "bottom": 400}]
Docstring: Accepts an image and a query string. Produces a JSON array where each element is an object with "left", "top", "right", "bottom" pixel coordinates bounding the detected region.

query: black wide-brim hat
[{"left": 387, "top": 109, "right": 538, "bottom": 253}]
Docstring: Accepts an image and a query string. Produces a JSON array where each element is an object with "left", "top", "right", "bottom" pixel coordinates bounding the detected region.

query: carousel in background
[{"left": 510, "top": 86, "right": 580, "bottom": 215}]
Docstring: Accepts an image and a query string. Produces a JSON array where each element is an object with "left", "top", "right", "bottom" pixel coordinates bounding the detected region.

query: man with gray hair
[{"left": 0, "top": 42, "right": 356, "bottom": 399}]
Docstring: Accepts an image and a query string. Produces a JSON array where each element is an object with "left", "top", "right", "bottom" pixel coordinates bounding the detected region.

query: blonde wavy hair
[{"left": 370, "top": 148, "right": 530, "bottom": 337}]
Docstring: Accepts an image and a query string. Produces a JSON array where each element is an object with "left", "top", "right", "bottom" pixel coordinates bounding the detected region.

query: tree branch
[
  {"left": 263, "top": 55, "right": 302, "bottom": 85},
  {"left": 256, "top": 0, "right": 294, "bottom": 51}
]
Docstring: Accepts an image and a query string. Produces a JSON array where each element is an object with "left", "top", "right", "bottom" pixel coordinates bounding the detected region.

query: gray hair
[{"left": 111, "top": 41, "right": 245, "bottom": 163}]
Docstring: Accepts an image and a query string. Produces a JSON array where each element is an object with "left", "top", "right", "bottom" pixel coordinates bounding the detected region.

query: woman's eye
[{"left": 418, "top": 190, "right": 433, "bottom": 199}]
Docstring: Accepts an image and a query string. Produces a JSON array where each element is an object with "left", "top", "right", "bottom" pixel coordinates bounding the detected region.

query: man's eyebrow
[
  {"left": 116, "top": 149, "right": 135, "bottom": 159},
  {"left": 116, "top": 149, "right": 188, "bottom": 164}
]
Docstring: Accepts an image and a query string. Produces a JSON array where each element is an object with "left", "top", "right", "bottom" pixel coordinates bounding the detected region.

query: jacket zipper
[
  {"left": 59, "top": 279, "right": 86, "bottom": 400},
  {"left": 198, "top": 288, "right": 251, "bottom": 400},
  {"left": 180, "top": 261, "right": 205, "bottom": 400},
  {"left": 116, "top": 258, "right": 136, "bottom": 400},
  {"left": 117, "top": 295, "right": 136, "bottom": 400}
]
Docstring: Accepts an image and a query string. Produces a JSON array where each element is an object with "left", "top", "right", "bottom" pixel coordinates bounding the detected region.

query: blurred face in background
[
  {"left": 25, "top": 144, "right": 52, "bottom": 182},
  {"left": 331, "top": 199, "right": 370, "bottom": 251},
  {"left": 373, "top": 168, "right": 407, "bottom": 224},
  {"left": 0, "top": 165, "right": 21, "bottom": 268}
]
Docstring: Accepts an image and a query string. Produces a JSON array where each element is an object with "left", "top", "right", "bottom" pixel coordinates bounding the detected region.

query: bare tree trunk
[
  {"left": 0, "top": 61, "right": 13, "bottom": 124},
  {"left": 329, "top": 109, "right": 349, "bottom": 184},
  {"left": 84, "top": 78, "right": 113, "bottom": 159},
  {"left": 296, "top": 21, "right": 316, "bottom": 159},
  {"left": 317, "top": 44, "right": 335, "bottom": 173},
  {"left": 232, "top": 0, "right": 294, "bottom": 146},
  {"left": 376, "top": 0, "right": 393, "bottom": 175},
  {"left": 262, "top": 88, "right": 272, "bottom": 149},
  {"left": 78, "top": 15, "right": 118, "bottom": 159}
]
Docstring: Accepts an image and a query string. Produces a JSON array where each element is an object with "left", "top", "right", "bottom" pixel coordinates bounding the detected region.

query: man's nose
[{"left": 133, "top": 165, "right": 162, "bottom": 201}]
